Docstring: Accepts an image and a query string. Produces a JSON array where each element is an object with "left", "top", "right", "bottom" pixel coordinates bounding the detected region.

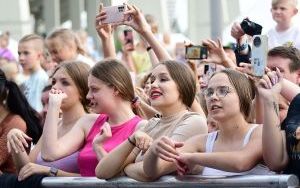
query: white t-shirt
[
  {"left": 76, "top": 54, "right": 95, "bottom": 67},
  {"left": 267, "top": 25, "right": 300, "bottom": 49}
]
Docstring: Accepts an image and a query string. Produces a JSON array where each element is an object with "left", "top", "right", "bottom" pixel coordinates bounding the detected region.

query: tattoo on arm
[{"left": 272, "top": 101, "right": 279, "bottom": 117}]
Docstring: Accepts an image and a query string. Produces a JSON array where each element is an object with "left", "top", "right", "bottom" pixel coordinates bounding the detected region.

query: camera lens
[{"left": 253, "top": 36, "right": 261, "bottom": 47}]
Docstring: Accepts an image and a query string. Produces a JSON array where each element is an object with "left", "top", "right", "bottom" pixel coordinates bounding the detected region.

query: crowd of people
[{"left": 0, "top": 0, "right": 300, "bottom": 187}]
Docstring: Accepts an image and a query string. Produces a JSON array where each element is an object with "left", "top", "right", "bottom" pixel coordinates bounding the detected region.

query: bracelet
[
  {"left": 127, "top": 137, "right": 136, "bottom": 147},
  {"left": 236, "top": 43, "right": 248, "bottom": 53},
  {"left": 146, "top": 46, "right": 152, "bottom": 51}
]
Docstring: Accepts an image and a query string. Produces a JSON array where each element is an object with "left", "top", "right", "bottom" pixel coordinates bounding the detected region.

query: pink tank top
[{"left": 78, "top": 114, "right": 142, "bottom": 176}]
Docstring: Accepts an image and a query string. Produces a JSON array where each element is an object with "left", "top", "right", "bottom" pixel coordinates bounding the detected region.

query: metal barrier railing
[{"left": 41, "top": 174, "right": 299, "bottom": 188}]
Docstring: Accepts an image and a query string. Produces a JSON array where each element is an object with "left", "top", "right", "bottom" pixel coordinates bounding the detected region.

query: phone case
[
  {"left": 102, "top": 5, "right": 126, "bottom": 24},
  {"left": 251, "top": 35, "right": 268, "bottom": 77}
]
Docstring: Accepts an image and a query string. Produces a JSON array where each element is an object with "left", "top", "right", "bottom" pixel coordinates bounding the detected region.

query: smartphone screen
[
  {"left": 185, "top": 46, "right": 208, "bottom": 60},
  {"left": 124, "top": 29, "right": 134, "bottom": 51}
]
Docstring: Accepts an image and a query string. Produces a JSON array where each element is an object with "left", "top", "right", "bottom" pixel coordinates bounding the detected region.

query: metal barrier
[{"left": 41, "top": 174, "right": 299, "bottom": 188}]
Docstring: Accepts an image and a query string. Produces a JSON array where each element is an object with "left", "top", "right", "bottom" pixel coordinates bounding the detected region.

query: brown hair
[
  {"left": 51, "top": 61, "right": 90, "bottom": 112},
  {"left": 90, "top": 59, "right": 142, "bottom": 116},
  {"left": 210, "top": 69, "right": 255, "bottom": 119},
  {"left": 46, "top": 28, "right": 86, "bottom": 55},
  {"left": 268, "top": 46, "right": 300, "bottom": 72},
  {"left": 19, "top": 34, "right": 44, "bottom": 52},
  {"left": 157, "top": 60, "right": 196, "bottom": 108}
]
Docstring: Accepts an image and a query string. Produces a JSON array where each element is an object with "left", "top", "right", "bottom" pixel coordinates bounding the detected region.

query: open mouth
[{"left": 150, "top": 90, "right": 162, "bottom": 100}]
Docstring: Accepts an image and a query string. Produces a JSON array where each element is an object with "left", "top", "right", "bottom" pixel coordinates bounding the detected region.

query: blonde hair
[
  {"left": 46, "top": 28, "right": 86, "bottom": 55},
  {"left": 19, "top": 34, "right": 45, "bottom": 52},
  {"left": 272, "top": 0, "right": 298, "bottom": 7}
]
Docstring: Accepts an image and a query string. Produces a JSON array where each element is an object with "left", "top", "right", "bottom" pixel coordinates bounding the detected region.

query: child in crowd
[
  {"left": 18, "top": 34, "right": 49, "bottom": 113},
  {"left": 0, "top": 69, "right": 41, "bottom": 173},
  {"left": 268, "top": 0, "right": 300, "bottom": 49},
  {"left": 46, "top": 28, "right": 95, "bottom": 67}
]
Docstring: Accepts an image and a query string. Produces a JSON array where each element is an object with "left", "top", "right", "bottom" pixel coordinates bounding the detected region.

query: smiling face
[
  {"left": 149, "top": 64, "right": 181, "bottom": 110},
  {"left": 86, "top": 74, "right": 117, "bottom": 114},
  {"left": 51, "top": 68, "right": 81, "bottom": 111},
  {"left": 205, "top": 73, "right": 241, "bottom": 121}
]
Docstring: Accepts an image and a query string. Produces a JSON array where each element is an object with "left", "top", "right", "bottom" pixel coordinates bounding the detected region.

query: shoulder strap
[{"left": 243, "top": 124, "right": 259, "bottom": 146}]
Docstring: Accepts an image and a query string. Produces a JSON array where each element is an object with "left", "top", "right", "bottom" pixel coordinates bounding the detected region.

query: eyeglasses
[{"left": 203, "top": 86, "right": 232, "bottom": 98}]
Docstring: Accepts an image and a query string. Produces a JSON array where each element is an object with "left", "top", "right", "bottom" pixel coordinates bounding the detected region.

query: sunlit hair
[
  {"left": 209, "top": 69, "right": 256, "bottom": 119},
  {"left": 19, "top": 34, "right": 44, "bottom": 52},
  {"left": 272, "top": 0, "right": 298, "bottom": 7},
  {"left": 46, "top": 28, "right": 86, "bottom": 55},
  {"left": 154, "top": 60, "right": 196, "bottom": 108},
  {"left": 51, "top": 61, "right": 90, "bottom": 112}
]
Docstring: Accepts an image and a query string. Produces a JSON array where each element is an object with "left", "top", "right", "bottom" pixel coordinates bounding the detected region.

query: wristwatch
[{"left": 49, "top": 167, "right": 58, "bottom": 176}]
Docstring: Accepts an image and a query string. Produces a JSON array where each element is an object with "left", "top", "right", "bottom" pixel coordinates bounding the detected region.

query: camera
[
  {"left": 240, "top": 18, "right": 262, "bottom": 36},
  {"left": 101, "top": 5, "right": 127, "bottom": 24},
  {"left": 185, "top": 46, "right": 208, "bottom": 60},
  {"left": 251, "top": 35, "right": 268, "bottom": 77}
]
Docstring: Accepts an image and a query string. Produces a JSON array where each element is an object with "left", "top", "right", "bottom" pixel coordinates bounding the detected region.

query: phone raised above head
[
  {"left": 123, "top": 29, "right": 134, "bottom": 51},
  {"left": 251, "top": 35, "right": 268, "bottom": 77},
  {"left": 101, "top": 5, "right": 127, "bottom": 24},
  {"left": 185, "top": 45, "right": 208, "bottom": 60}
]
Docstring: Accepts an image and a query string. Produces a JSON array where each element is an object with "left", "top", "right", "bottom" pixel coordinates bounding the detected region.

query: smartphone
[
  {"left": 185, "top": 46, "right": 208, "bottom": 60},
  {"left": 251, "top": 35, "right": 268, "bottom": 77},
  {"left": 101, "top": 5, "right": 126, "bottom": 24},
  {"left": 124, "top": 29, "right": 134, "bottom": 51}
]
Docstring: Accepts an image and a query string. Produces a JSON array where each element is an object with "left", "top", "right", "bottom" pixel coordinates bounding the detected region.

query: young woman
[
  {"left": 6, "top": 61, "right": 90, "bottom": 180},
  {"left": 144, "top": 69, "right": 272, "bottom": 178},
  {"left": 96, "top": 61, "right": 207, "bottom": 181},
  {"left": 41, "top": 60, "right": 145, "bottom": 177},
  {"left": 0, "top": 69, "right": 41, "bottom": 173}
]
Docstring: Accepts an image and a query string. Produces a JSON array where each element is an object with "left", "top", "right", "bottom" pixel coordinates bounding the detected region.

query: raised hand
[
  {"left": 150, "top": 136, "right": 183, "bottom": 162},
  {"left": 231, "top": 22, "right": 245, "bottom": 40},
  {"left": 48, "top": 88, "right": 67, "bottom": 107},
  {"left": 7, "top": 128, "right": 32, "bottom": 154},
  {"left": 123, "top": 3, "right": 151, "bottom": 34},
  {"left": 95, "top": 3, "right": 113, "bottom": 40},
  {"left": 202, "top": 38, "right": 235, "bottom": 68},
  {"left": 257, "top": 67, "right": 282, "bottom": 98}
]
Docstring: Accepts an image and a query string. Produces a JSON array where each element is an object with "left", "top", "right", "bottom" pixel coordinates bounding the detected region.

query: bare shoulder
[{"left": 75, "top": 113, "right": 99, "bottom": 131}]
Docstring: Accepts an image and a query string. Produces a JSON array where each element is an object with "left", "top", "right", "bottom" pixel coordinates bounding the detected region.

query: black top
[{"left": 281, "top": 93, "right": 300, "bottom": 178}]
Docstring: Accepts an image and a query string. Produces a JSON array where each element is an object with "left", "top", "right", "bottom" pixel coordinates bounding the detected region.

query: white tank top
[{"left": 202, "top": 124, "right": 273, "bottom": 176}]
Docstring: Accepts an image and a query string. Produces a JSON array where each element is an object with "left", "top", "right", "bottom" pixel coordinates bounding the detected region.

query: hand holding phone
[
  {"left": 185, "top": 46, "right": 208, "bottom": 60},
  {"left": 101, "top": 5, "right": 127, "bottom": 24},
  {"left": 251, "top": 35, "right": 268, "bottom": 77}
]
